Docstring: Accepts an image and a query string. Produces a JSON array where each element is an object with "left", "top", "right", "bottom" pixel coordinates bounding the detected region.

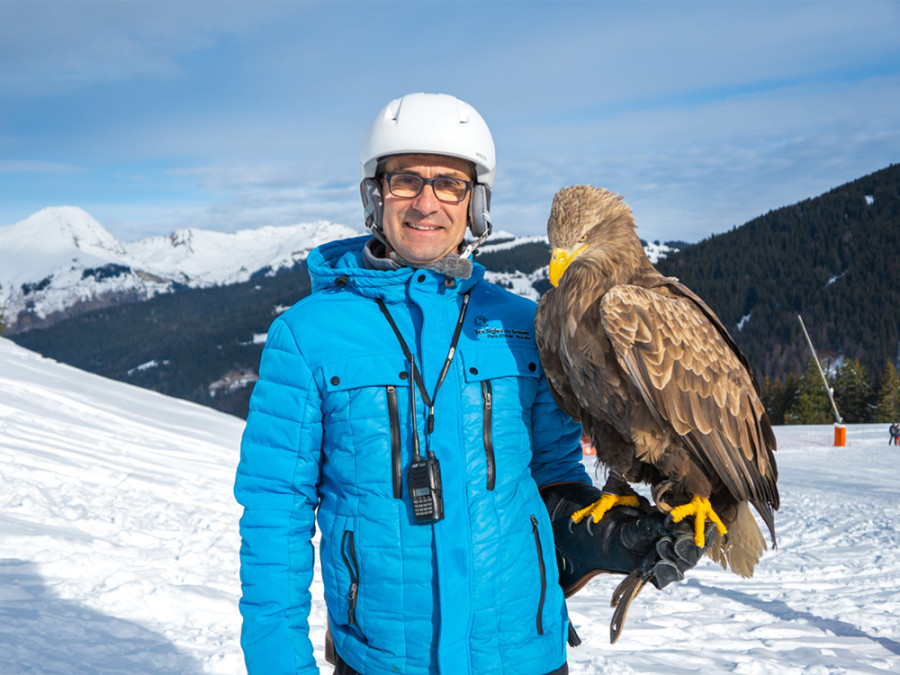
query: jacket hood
[{"left": 307, "top": 235, "right": 485, "bottom": 302}]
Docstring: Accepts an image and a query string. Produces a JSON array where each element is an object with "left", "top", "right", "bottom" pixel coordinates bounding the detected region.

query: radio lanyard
[{"left": 376, "top": 291, "right": 471, "bottom": 458}]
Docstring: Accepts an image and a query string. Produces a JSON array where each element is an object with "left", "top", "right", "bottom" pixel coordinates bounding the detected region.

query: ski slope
[{"left": 0, "top": 337, "right": 898, "bottom": 673}]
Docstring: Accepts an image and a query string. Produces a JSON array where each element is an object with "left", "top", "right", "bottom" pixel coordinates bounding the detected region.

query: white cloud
[
  {"left": 1, "top": 1, "right": 898, "bottom": 244},
  {"left": 0, "top": 0, "right": 289, "bottom": 96}
]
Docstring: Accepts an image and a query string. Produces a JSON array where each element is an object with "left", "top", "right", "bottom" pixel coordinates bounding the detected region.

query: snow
[
  {"left": 827, "top": 271, "right": 847, "bottom": 286},
  {"left": 127, "top": 359, "right": 170, "bottom": 375},
  {"left": 125, "top": 222, "right": 358, "bottom": 287},
  {"left": 484, "top": 268, "right": 547, "bottom": 302},
  {"left": 0, "top": 207, "right": 685, "bottom": 333},
  {"left": 479, "top": 234, "right": 549, "bottom": 253},
  {"left": 2, "top": 341, "right": 900, "bottom": 672},
  {"left": 641, "top": 240, "right": 679, "bottom": 265},
  {"left": 0, "top": 207, "right": 360, "bottom": 328},
  {"left": 479, "top": 236, "right": 679, "bottom": 302}
]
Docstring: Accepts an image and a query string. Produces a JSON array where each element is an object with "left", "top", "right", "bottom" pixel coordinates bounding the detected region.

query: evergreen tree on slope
[
  {"left": 832, "top": 358, "right": 873, "bottom": 423},
  {"left": 875, "top": 361, "right": 900, "bottom": 423}
]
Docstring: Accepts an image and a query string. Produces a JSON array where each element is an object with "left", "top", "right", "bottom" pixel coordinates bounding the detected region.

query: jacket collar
[{"left": 307, "top": 235, "right": 484, "bottom": 303}]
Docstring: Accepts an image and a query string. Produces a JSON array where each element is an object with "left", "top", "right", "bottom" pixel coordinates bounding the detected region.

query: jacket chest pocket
[
  {"left": 460, "top": 347, "right": 542, "bottom": 490},
  {"left": 321, "top": 353, "right": 410, "bottom": 499}
]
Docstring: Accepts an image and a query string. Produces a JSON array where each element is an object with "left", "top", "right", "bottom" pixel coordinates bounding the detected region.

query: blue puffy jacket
[{"left": 235, "top": 236, "right": 589, "bottom": 675}]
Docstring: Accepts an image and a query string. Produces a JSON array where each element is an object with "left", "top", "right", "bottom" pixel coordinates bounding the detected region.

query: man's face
[{"left": 380, "top": 154, "right": 473, "bottom": 264}]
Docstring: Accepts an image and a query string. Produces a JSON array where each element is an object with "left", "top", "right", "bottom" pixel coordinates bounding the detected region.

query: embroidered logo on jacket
[{"left": 473, "top": 315, "right": 533, "bottom": 340}]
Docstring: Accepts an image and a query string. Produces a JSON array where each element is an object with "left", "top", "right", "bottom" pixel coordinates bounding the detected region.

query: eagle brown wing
[
  {"left": 599, "top": 282, "right": 779, "bottom": 538},
  {"left": 535, "top": 292, "right": 583, "bottom": 423}
]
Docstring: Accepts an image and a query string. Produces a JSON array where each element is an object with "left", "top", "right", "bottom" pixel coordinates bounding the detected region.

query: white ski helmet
[
  {"left": 360, "top": 92, "right": 495, "bottom": 187},
  {"left": 359, "top": 93, "right": 495, "bottom": 254}
]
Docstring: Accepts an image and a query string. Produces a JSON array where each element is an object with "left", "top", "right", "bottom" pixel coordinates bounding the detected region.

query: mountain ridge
[
  {"left": 0, "top": 207, "right": 360, "bottom": 332},
  {"left": 6, "top": 163, "right": 898, "bottom": 419}
]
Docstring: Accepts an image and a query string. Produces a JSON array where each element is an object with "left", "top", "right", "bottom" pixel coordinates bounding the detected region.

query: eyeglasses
[{"left": 382, "top": 172, "right": 473, "bottom": 204}]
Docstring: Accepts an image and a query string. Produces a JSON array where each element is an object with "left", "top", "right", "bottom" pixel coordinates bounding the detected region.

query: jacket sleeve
[
  {"left": 234, "top": 317, "right": 323, "bottom": 675},
  {"left": 529, "top": 373, "right": 591, "bottom": 488}
]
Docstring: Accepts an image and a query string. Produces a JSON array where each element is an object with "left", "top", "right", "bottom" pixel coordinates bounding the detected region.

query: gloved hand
[
  {"left": 541, "top": 482, "right": 713, "bottom": 595},
  {"left": 642, "top": 518, "right": 717, "bottom": 589}
]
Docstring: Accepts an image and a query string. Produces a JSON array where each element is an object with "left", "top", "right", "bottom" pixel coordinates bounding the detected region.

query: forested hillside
[
  {"left": 11, "top": 265, "right": 311, "bottom": 417},
  {"left": 9, "top": 164, "right": 900, "bottom": 421},
  {"left": 656, "top": 163, "right": 900, "bottom": 383}
]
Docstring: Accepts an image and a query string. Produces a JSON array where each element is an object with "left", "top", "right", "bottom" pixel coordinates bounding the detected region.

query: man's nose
[{"left": 411, "top": 182, "right": 440, "bottom": 212}]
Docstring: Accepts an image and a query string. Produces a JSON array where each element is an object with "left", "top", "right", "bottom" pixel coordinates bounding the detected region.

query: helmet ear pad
[
  {"left": 360, "top": 178, "right": 384, "bottom": 232},
  {"left": 468, "top": 184, "right": 492, "bottom": 238}
]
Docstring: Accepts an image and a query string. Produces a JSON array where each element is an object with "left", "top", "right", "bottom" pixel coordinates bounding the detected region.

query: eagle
[{"left": 534, "top": 185, "right": 779, "bottom": 637}]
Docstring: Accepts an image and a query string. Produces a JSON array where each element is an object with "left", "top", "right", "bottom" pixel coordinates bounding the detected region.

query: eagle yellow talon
[
  {"left": 669, "top": 495, "right": 728, "bottom": 547},
  {"left": 571, "top": 493, "right": 640, "bottom": 524}
]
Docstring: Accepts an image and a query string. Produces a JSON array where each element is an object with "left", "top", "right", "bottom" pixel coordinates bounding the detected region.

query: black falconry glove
[
  {"left": 541, "top": 482, "right": 713, "bottom": 592},
  {"left": 541, "top": 481, "right": 717, "bottom": 644}
]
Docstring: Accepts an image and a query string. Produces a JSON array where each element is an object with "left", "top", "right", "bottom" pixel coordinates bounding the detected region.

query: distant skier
[{"left": 890, "top": 423, "right": 900, "bottom": 446}]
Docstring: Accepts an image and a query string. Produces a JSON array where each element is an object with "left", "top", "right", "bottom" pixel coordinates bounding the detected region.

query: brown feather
[{"left": 535, "top": 185, "right": 779, "bottom": 577}]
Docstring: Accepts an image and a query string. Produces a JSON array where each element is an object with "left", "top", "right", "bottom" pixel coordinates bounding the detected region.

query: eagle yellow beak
[{"left": 549, "top": 245, "right": 587, "bottom": 287}]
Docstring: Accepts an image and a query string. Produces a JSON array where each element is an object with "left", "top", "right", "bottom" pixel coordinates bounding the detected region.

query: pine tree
[
  {"left": 0, "top": 283, "right": 6, "bottom": 335},
  {"left": 875, "top": 361, "right": 900, "bottom": 422},
  {"left": 768, "top": 373, "right": 800, "bottom": 425},
  {"left": 782, "top": 373, "right": 800, "bottom": 425},
  {"left": 761, "top": 375, "right": 783, "bottom": 423},
  {"left": 832, "top": 358, "right": 873, "bottom": 423},
  {"left": 786, "top": 360, "right": 834, "bottom": 424},
  {"left": 762, "top": 374, "right": 798, "bottom": 426}
]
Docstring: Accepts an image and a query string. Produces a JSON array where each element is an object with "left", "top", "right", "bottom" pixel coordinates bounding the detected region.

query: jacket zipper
[
  {"left": 530, "top": 515, "right": 546, "bottom": 636},
  {"left": 386, "top": 385, "right": 402, "bottom": 499},
  {"left": 481, "top": 380, "right": 495, "bottom": 490},
  {"left": 340, "top": 530, "right": 360, "bottom": 626}
]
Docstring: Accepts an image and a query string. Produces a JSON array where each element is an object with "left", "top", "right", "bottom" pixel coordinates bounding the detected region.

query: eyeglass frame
[{"left": 380, "top": 172, "right": 474, "bottom": 204}]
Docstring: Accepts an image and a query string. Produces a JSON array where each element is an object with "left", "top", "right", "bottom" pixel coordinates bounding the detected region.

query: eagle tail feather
[{"left": 708, "top": 502, "right": 766, "bottom": 577}]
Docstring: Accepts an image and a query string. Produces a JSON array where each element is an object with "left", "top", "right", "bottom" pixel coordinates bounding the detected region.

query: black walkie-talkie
[
  {"left": 398, "top": 352, "right": 445, "bottom": 524},
  {"left": 408, "top": 453, "right": 443, "bottom": 523}
]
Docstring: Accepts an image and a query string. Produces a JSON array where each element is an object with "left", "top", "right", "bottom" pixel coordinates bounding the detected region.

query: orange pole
[{"left": 834, "top": 424, "right": 846, "bottom": 447}]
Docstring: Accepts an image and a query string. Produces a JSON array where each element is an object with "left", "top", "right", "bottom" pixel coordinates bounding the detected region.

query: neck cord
[{"left": 376, "top": 291, "right": 471, "bottom": 459}]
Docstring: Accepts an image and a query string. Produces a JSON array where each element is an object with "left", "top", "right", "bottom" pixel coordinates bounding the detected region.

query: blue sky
[{"left": 1, "top": 0, "right": 899, "bottom": 243}]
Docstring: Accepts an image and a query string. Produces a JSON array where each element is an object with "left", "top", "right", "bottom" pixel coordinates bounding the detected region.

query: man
[{"left": 235, "top": 93, "right": 703, "bottom": 675}]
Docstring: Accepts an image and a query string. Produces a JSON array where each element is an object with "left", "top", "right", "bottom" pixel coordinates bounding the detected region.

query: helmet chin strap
[
  {"left": 460, "top": 224, "right": 491, "bottom": 259},
  {"left": 369, "top": 224, "right": 391, "bottom": 249}
]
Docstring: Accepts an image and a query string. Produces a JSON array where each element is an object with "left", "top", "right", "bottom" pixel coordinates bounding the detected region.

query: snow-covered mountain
[
  {"left": 477, "top": 234, "right": 680, "bottom": 301},
  {"left": 0, "top": 208, "right": 679, "bottom": 333},
  {"left": 1, "top": 336, "right": 898, "bottom": 673},
  {"left": 0, "top": 207, "right": 360, "bottom": 332}
]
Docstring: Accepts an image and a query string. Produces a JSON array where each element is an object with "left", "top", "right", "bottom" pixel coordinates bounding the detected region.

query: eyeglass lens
[{"left": 387, "top": 174, "right": 470, "bottom": 203}]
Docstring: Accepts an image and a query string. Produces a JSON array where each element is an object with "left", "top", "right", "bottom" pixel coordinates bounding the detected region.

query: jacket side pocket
[
  {"left": 481, "top": 380, "right": 495, "bottom": 490},
  {"left": 530, "top": 515, "right": 547, "bottom": 636},
  {"left": 340, "top": 530, "right": 360, "bottom": 626},
  {"left": 386, "top": 385, "right": 402, "bottom": 498}
]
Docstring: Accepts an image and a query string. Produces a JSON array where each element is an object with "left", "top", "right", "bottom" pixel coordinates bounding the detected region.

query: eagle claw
[
  {"left": 669, "top": 495, "right": 728, "bottom": 547},
  {"left": 570, "top": 493, "right": 640, "bottom": 526}
]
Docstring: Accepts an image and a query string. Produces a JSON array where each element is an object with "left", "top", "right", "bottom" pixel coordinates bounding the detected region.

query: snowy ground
[{"left": 1, "top": 337, "right": 898, "bottom": 674}]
